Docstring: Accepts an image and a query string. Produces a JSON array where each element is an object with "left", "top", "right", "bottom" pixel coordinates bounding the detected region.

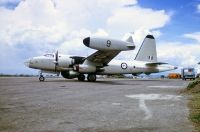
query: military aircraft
[{"left": 24, "top": 34, "right": 177, "bottom": 82}]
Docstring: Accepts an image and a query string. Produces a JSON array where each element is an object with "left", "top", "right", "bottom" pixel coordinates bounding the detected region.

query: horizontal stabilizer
[{"left": 146, "top": 62, "right": 168, "bottom": 66}]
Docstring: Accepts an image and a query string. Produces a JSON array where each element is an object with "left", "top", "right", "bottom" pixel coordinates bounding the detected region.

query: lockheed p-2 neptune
[{"left": 24, "top": 34, "right": 177, "bottom": 82}]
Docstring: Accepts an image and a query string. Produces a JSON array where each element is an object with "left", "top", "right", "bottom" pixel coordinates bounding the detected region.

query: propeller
[{"left": 54, "top": 50, "right": 59, "bottom": 72}]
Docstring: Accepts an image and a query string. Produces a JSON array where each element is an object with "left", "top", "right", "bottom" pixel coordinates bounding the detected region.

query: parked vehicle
[
  {"left": 181, "top": 68, "right": 195, "bottom": 80},
  {"left": 168, "top": 73, "right": 181, "bottom": 79},
  {"left": 197, "top": 62, "right": 200, "bottom": 78}
]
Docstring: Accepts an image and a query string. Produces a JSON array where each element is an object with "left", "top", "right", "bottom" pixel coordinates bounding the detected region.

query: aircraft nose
[{"left": 83, "top": 37, "right": 90, "bottom": 47}]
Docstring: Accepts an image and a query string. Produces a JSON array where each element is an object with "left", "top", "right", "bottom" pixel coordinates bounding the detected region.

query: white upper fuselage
[{"left": 25, "top": 54, "right": 176, "bottom": 75}]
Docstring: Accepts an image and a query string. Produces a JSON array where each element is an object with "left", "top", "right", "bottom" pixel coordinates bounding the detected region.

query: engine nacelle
[
  {"left": 83, "top": 37, "right": 135, "bottom": 51},
  {"left": 61, "top": 71, "right": 79, "bottom": 79},
  {"left": 74, "top": 64, "right": 96, "bottom": 73}
]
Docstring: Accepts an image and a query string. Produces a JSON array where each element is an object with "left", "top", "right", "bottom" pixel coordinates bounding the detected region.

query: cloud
[
  {"left": 0, "top": 0, "right": 21, "bottom": 4},
  {"left": 97, "top": 0, "right": 137, "bottom": 7},
  {"left": 58, "top": 28, "right": 109, "bottom": 56},
  {"left": 0, "top": 0, "right": 71, "bottom": 46},
  {"left": 0, "top": 0, "right": 175, "bottom": 74},
  {"left": 0, "top": 0, "right": 21, "bottom": 9},
  {"left": 106, "top": 6, "right": 171, "bottom": 34},
  {"left": 183, "top": 32, "right": 200, "bottom": 42},
  {"left": 197, "top": 4, "right": 200, "bottom": 13},
  {"left": 157, "top": 42, "right": 200, "bottom": 68},
  {"left": 156, "top": 32, "right": 200, "bottom": 71},
  {"left": 0, "top": 0, "right": 137, "bottom": 48},
  {"left": 117, "top": 29, "right": 161, "bottom": 60},
  {"left": 121, "top": 30, "right": 200, "bottom": 71},
  {"left": 93, "top": 28, "right": 109, "bottom": 37},
  {"left": 57, "top": 29, "right": 93, "bottom": 55}
]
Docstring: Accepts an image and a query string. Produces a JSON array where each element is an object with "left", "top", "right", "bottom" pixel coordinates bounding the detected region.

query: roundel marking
[
  {"left": 121, "top": 63, "right": 128, "bottom": 69},
  {"left": 106, "top": 40, "right": 111, "bottom": 47}
]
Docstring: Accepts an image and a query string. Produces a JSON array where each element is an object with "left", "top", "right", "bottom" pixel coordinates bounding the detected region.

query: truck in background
[
  {"left": 197, "top": 62, "right": 200, "bottom": 78},
  {"left": 181, "top": 68, "right": 196, "bottom": 80}
]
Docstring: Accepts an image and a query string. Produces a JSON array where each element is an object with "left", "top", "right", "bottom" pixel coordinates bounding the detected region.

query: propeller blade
[
  {"left": 55, "top": 50, "right": 58, "bottom": 62},
  {"left": 55, "top": 51, "right": 59, "bottom": 72}
]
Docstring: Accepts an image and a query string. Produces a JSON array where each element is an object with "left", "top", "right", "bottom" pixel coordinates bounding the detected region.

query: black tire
[
  {"left": 87, "top": 74, "right": 96, "bottom": 82},
  {"left": 78, "top": 74, "right": 85, "bottom": 81},
  {"left": 39, "top": 76, "right": 45, "bottom": 81}
]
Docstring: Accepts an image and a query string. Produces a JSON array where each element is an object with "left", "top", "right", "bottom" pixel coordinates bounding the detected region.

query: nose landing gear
[
  {"left": 39, "top": 72, "right": 45, "bottom": 82},
  {"left": 39, "top": 75, "right": 45, "bottom": 81}
]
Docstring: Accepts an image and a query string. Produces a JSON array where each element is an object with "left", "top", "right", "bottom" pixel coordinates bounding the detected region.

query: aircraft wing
[
  {"left": 86, "top": 50, "right": 120, "bottom": 66},
  {"left": 146, "top": 62, "right": 168, "bottom": 66}
]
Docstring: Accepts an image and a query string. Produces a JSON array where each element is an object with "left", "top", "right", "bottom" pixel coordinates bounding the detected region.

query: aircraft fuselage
[{"left": 25, "top": 54, "right": 176, "bottom": 75}]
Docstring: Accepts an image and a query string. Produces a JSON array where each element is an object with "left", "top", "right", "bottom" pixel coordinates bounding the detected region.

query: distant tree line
[
  {"left": 0, "top": 73, "right": 37, "bottom": 77},
  {"left": 107, "top": 74, "right": 127, "bottom": 78}
]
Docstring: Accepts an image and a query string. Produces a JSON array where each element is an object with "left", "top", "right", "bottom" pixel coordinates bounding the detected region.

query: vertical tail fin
[
  {"left": 126, "top": 36, "right": 134, "bottom": 43},
  {"left": 134, "top": 35, "right": 157, "bottom": 62}
]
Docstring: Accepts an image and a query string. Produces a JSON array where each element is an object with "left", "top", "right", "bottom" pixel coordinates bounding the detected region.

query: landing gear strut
[
  {"left": 87, "top": 74, "right": 96, "bottom": 82},
  {"left": 78, "top": 74, "right": 85, "bottom": 81},
  {"left": 39, "top": 72, "right": 45, "bottom": 82}
]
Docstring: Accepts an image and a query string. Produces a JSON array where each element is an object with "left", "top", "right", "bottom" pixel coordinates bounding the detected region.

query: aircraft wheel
[
  {"left": 87, "top": 74, "right": 96, "bottom": 82},
  {"left": 39, "top": 76, "right": 45, "bottom": 82},
  {"left": 78, "top": 74, "right": 85, "bottom": 81}
]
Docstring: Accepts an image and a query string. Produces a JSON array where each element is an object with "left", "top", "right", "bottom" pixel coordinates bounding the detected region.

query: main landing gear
[
  {"left": 78, "top": 74, "right": 96, "bottom": 82},
  {"left": 78, "top": 74, "right": 85, "bottom": 81},
  {"left": 39, "top": 72, "right": 45, "bottom": 82},
  {"left": 87, "top": 74, "right": 96, "bottom": 82}
]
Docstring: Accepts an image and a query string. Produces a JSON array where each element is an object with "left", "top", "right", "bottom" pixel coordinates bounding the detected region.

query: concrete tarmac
[{"left": 0, "top": 77, "right": 194, "bottom": 132}]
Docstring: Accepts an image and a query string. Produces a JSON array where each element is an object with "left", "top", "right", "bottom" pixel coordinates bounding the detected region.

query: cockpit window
[{"left": 44, "top": 54, "right": 54, "bottom": 58}]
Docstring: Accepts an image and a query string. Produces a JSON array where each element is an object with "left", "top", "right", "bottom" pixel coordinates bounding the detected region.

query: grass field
[{"left": 185, "top": 79, "right": 200, "bottom": 131}]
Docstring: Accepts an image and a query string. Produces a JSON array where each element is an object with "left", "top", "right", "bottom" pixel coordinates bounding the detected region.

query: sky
[{"left": 0, "top": 0, "right": 200, "bottom": 75}]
